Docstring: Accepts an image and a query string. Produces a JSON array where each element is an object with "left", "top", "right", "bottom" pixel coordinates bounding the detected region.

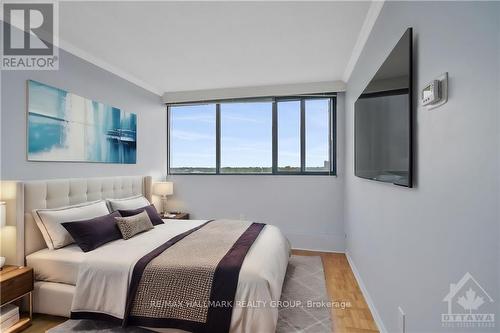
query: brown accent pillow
[{"left": 115, "top": 211, "right": 154, "bottom": 240}]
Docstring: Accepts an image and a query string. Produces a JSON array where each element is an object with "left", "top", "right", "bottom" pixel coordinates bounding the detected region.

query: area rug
[
  {"left": 277, "top": 255, "right": 332, "bottom": 332},
  {"left": 48, "top": 255, "right": 332, "bottom": 333}
]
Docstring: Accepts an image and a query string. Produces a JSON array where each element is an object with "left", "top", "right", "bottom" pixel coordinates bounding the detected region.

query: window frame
[{"left": 167, "top": 94, "right": 336, "bottom": 176}]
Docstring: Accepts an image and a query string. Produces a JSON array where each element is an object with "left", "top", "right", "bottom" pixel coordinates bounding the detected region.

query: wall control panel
[
  {"left": 421, "top": 73, "right": 448, "bottom": 110},
  {"left": 422, "top": 80, "right": 441, "bottom": 105}
]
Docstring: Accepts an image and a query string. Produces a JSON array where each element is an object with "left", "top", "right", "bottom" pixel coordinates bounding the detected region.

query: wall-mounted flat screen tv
[{"left": 355, "top": 28, "right": 413, "bottom": 187}]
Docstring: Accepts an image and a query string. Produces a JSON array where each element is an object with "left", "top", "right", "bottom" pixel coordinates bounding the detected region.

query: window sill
[{"left": 168, "top": 172, "right": 337, "bottom": 177}]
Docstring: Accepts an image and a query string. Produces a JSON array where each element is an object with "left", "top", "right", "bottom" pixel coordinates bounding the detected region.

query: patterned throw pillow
[
  {"left": 115, "top": 211, "right": 154, "bottom": 240},
  {"left": 118, "top": 204, "right": 164, "bottom": 225}
]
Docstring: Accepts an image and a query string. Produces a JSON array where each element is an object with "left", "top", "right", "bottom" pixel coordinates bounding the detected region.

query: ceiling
[{"left": 59, "top": 1, "right": 372, "bottom": 95}]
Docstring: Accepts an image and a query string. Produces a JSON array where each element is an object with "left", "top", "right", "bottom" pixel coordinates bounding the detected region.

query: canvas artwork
[{"left": 27, "top": 80, "right": 137, "bottom": 163}]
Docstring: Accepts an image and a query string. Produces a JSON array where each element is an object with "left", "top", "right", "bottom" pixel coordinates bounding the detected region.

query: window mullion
[
  {"left": 327, "top": 99, "right": 332, "bottom": 175},
  {"left": 216, "top": 103, "right": 221, "bottom": 174},
  {"left": 272, "top": 101, "right": 278, "bottom": 174},
  {"left": 330, "top": 98, "right": 336, "bottom": 175},
  {"left": 300, "top": 99, "right": 306, "bottom": 173},
  {"left": 167, "top": 106, "right": 171, "bottom": 175}
]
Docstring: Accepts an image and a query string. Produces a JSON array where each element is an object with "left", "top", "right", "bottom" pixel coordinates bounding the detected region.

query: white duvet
[{"left": 71, "top": 220, "right": 290, "bottom": 333}]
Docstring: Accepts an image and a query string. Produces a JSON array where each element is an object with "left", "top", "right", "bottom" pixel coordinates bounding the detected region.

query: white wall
[
  {"left": 1, "top": 49, "right": 166, "bottom": 181},
  {"left": 345, "top": 2, "right": 500, "bottom": 332},
  {"left": 167, "top": 93, "right": 346, "bottom": 252}
]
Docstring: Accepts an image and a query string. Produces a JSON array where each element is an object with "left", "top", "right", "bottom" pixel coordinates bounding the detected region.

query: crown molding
[
  {"left": 3, "top": 18, "right": 162, "bottom": 96},
  {"left": 58, "top": 38, "right": 163, "bottom": 96},
  {"left": 343, "top": 0, "right": 385, "bottom": 83}
]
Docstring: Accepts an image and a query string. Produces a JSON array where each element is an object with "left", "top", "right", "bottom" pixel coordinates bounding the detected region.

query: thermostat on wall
[
  {"left": 422, "top": 80, "right": 440, "bottom": 105},
  {"left": 421, "top": 72, "right": 448, "bottom": 110}
]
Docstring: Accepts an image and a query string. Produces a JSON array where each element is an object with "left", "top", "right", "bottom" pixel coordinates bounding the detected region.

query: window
[
  {"left": 168, "top": 95, "right": 335, "bottom": 175},
  {"left": 220, "top": 102, "right": 273, "bottom": 173},
  {"left": 277, "top": 100, "right": 301, "bottom": 172},
  {"left": 305, "top": 99, "right": 331, "bottom": 172},
  {"left": 169, "top": 104, "right": 216, "bottom": 173}
]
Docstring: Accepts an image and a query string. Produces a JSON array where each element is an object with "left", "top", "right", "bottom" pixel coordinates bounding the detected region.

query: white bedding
[
  {"left": 26, "top": 244, "right": 84, "bottom": 285},
  {"left": 25, "top": 220, "right": 211, "bottom": 286},
  {"left": 71, "top": 219, "right": 290, "bottom": 333}
]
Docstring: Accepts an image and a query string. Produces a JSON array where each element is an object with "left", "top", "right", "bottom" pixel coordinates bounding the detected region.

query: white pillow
[
  {"left": 107, "top": 195, "right": 150, "bottom": 211},
  {"left": 33, "top": 200, "right": 110, "bottom": 250}
]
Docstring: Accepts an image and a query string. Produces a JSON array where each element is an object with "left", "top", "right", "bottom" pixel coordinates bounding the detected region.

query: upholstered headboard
[{"left": 19, "top": 176, "right": 152, "bottom": 262}]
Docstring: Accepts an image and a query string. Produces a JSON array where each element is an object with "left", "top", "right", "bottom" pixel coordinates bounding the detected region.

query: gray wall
[
  {"left": 345, "top": 2, "right": 499, "bottom": 332},
  {"left": 168, "top": 174, "right": 344, "bottom": 252},
  {"left": 1, "top": 49, "right": 166, "bottom": 181},
  {"left": 0, "top": 47, "right": 346, "bottom": 251},
  {"left": 167, "top": 93, "right": 346, "bottom": 252}
]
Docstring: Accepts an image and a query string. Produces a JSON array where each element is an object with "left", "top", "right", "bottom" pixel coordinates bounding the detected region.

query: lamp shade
[
  {"left": 153, "top": 182, "right": 173, "bottom": 196},
  {"left": 0, "top": 202, "right": 6, "bottom": 228}
]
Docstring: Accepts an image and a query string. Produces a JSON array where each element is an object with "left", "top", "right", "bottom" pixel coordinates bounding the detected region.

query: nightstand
[
  {"left": 0, "top": 266, "right": 33, "bottom": 333},
  {"left": 162, "top": 212, "right": 190, "bottom": 220}
]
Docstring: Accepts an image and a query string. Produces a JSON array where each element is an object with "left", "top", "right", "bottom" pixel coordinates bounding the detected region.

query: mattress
[
  {"left": 25, "top": 219, "right": 199, "bottom": 286},
  {"left": 26, "top": 244, "right": 84, "bottom": 285}
]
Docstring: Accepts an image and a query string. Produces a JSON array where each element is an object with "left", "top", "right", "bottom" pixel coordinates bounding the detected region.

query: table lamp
[
  {"left": 0, "top": 202, "right": 6, "bottom": 269},
  {"left": 153, "top": 182, "right": 173, "bottom": 214}
]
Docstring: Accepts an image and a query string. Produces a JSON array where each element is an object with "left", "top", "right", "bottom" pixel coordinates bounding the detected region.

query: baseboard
[
  {"left": 285, "top": 232, "right": 345, "bottom": 253},
  {"left": 346, "top": 252, "right": 388, "bottom": 333},
  {"left": 292, "top": 247, "right": 345, "bottom": 254}
]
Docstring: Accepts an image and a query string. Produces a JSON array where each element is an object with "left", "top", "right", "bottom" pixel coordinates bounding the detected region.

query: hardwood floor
[
  {"left": 292, "top": 250, "right": 378, "bottom": 333},
  {"left": 24, "top": 314, "right": 66, "bottom": 333},
  {"left": 28, "top": 251, "right": 377, "bottom": 333}
]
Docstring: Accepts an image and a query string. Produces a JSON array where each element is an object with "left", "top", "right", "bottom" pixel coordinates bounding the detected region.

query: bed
[{"left": 19, "top": 176, "right": 290, "bottom": 333}]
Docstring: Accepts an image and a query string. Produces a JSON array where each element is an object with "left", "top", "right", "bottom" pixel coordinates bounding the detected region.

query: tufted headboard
[{"left": 19, "top": 176, "right": 152, "bottom": 262}]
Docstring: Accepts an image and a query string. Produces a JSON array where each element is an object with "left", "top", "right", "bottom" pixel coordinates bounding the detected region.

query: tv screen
[{"left": 355, "top": 28, "right": 413, "bottom": 187}]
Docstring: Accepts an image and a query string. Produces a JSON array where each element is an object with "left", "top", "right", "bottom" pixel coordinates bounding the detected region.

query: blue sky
[
  {"left": 170, "top": 104, "right": 216, "bottom": 168},
  {"left": 170, "top": 100, "right": 329, "bottom": 169},
  {"left": 220, "top": 102, "right": 272, "bottom": 168}
]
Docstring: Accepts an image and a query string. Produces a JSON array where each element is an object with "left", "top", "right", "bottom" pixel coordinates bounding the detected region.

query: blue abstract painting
[{"left": 27, "top": 80, "right": 137, "bottom": 163}]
